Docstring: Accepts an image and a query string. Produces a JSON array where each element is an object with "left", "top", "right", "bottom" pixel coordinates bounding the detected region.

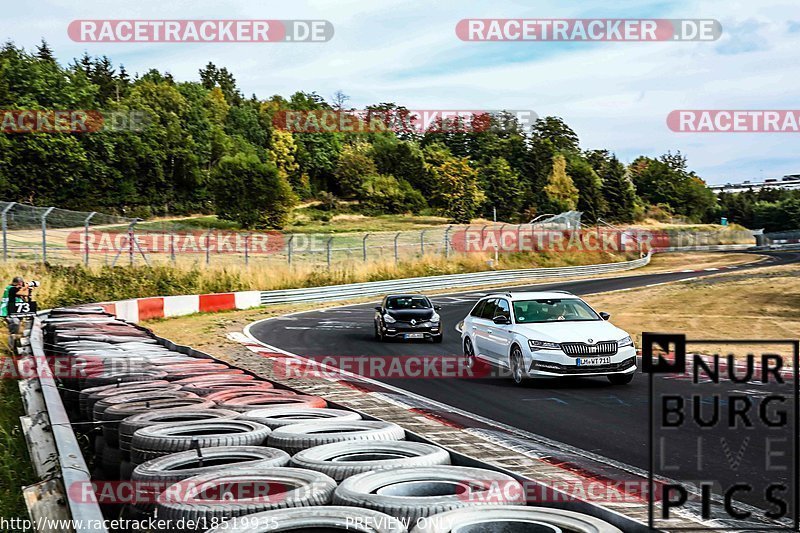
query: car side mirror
[
  {"left": 493, "top": 316, "right": 510, "bottom": 325},
  {"left": 599, "top": 312, "right": 611, "bottom": 320},
  {"left": 374, "top": 306, "right": 383, "bottom": 312},
  {"left": 434, "top": 305, "right": 441, "bottom": 311}
]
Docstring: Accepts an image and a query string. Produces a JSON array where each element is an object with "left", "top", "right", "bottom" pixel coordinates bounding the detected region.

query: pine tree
[{"left": 36, "top": 39, "right": 55, "bottom": 62}]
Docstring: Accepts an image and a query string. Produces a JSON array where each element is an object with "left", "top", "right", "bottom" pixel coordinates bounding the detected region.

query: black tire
[
  {"left": 509, "top": 345, "right": 525, "bottom": 386},
  {"left": 102, "top": 398, "right": 215, "bottom": 447},
  {"left": 241, "top": 407, "right": 361, "bottom": 430},
  {"left": 130, "top": 420, "right": 271, "bottom": 465},
  {"left": 463, "top": 338, "right": 476, "bottom": 371},
  {"left": 333, "top": 466, "right": 525, "bottom": 524},
  {"left": 410, "top": 505, "right": 623, "bottom": 533},
  {"left": 100, "top": 444, "right": 122, "bottom": 480},
  {"left": 607, "top": 373, "right": 635, "bottom": 385},
  {"left": 120, "top": 458, "right": 135, "bottom": 481},
  {"left": 93, "top": 390, "right": 198, "bottom": 424},
  {"left": 268, "top": 420, "right": 405, "bottom": 455},
  {"left": 432, "top": 334, "right": 443, "bottom": 344},
  {"left": 83, "top": 370, "right": 167, "bottom": 391},
  {"left": 290, "top": 440, "right": 451, "bottom": 481},
  {"left": 81, "top": 381, "right": 177, "bottom": 421},
  {"left": 375, "top": 321, "right": 385, "bottom": 342},
  {"left": 154, "top": 468, "right": 336, "bottom": 529},
  {"left": 119, "top": 408, "right": 240, "bottom": 454},
  {"left": 203, "top": 506, "right": 407, "bottom": 533},
  {"left": 130, "top": 445, "right": 290, "bottom": 512}
]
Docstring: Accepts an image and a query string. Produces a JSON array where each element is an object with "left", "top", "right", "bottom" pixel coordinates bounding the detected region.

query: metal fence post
[
  {"left": 326, "top": 236, "right": 333, "bottom": 269},
  {"left": 205, "top": 229, "right": 212, "bottom": 265},
  {"left": 244, "top": 234, "right": 250, "bottom": 266},
  {"left": 420, "top": 230, "right": 426, "bottom": 255},
  {"left": 362, "top": 233, "right": 369, "bottom": 262},
  {"left": 83, "top": 212, "right": 96, "bottom": 266},
  {"left": 394, "top": 232, "right": 401, "bottom": 264},
  {"left": 287, "top": 235, "right": 294, "bottom": 265},
  {"left": 41, "top": 207, "right": 54, "bottom": 264},
  {"left": 444, "top": 225, "right": 451, "bottom": 258},
  {"left": 480, "top": 224, "right": 489, "bottom": 250},
  {"left": 169, "top": 233, "right": 176, "bottom": 263},
  {"left": 127, "top": 220, "right": 137, "bottom": 266},
  {"left": 2, "top": 202, "right": 16, "bottom": 262}
]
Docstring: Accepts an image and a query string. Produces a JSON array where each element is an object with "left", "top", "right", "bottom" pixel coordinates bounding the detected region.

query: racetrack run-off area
[{"left": 249, "top": 250, "right": 800, "bottom": 512}]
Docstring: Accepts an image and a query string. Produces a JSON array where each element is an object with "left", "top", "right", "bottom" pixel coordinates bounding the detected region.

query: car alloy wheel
[
  {"left": 511, "top": 347, "right": 524, "bottom": 385},
  {"left": 463, "top": 338, "right": 475, "bottom": 369}
]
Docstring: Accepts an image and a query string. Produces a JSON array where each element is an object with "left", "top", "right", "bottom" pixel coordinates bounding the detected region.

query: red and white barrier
[{"left": 96, "top": 290, "right": 261, "bottom": 323}]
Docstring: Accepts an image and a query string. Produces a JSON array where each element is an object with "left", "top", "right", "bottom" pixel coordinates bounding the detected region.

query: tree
[
  {"left": 594, "top": 153, "right": 638, "bottom": 223},
  {"left": 531, "top": 117, "right": 580, "bottom": 153},
  {"left": 268, "top": 129, "right": 309, "bottom": 198},
  {"left": 542, "top": 154, "right": 579, "bottom": 212},
  {"left": 430, "top": 156, "right": 484, "bottom": 223},
  {"left": 477, "top": 157, "right": 522, "bottom": 221},
  {"left": 371, "top": 135, "right": 428, "bottom": 197},
  {"left": 35, "top": 39, "right": 55, "bottom": 62},
  {"left": 565, "top": 154, "right": 606, "bottom": 222},
  {"left": 335, "top": 142, "right": 377, "bottom": 198},
  {"left": 211, "top": 153, "right": 296, "bottom": 228},
  {"left": 630, "top": 152, "right": 716, "bottom": 221},
  {"left": 360, "top": 174, "right": 425, "bottom": 214}
]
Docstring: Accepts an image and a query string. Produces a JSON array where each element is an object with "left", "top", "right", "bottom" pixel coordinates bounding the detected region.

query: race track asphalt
[{"left": 250, "top": 251, "right": 800, "bottom": 512}]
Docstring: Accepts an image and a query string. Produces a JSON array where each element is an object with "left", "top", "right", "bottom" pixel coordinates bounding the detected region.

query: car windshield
[
  {"left": 386, "top": 296, "right": 431, "bottom": 310},
  {"left": 512, "top": 299, "right": 600, "bottom": 323}
]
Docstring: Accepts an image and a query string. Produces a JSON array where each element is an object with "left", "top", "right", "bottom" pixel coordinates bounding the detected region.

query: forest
[{"left": 1, "top": 40, "right": 797, "bottom": 231}]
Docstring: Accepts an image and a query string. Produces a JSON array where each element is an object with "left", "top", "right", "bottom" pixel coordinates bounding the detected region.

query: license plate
[
  {"left": 576, "top": 356, "right": 611, "bottom": 366},
  {"left": 405, "top": 333, "right": 425, "bottom": 339}
]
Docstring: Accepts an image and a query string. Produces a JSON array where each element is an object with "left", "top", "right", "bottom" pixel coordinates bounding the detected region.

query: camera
[{"left": 26, "top": 280, "right": 39, "bottom": 288}]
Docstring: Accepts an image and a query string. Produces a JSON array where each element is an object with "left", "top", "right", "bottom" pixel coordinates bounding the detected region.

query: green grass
[{"left": 0, "top": 369, "right": 34, "bottom": 521}]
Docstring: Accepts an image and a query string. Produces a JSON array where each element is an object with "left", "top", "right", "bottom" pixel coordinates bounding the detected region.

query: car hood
[
  {"left": 514, "top": 320, "right": 628, "bottom": 343},
  {"left": 386, "top": 309, "right": 434, "bottom": 321}
]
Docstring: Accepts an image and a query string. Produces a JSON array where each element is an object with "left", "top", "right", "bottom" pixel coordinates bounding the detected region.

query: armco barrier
[{"left": 101, "top": 254, "right": 652, "bottom": 323}]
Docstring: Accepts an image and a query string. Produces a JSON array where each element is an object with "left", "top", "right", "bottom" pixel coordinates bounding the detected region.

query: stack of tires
[{"left": 43, "top": 308, "right": 623, "bottom": 533}]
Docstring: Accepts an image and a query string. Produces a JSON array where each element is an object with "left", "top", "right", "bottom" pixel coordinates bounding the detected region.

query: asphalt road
[{"left": 250, "top": 251, "right": 800, "bottom": 515}]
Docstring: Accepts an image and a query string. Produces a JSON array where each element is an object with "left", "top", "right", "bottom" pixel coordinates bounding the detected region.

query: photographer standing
[{"left": 1, "top": 276, "right": 28, "bottom": 334}]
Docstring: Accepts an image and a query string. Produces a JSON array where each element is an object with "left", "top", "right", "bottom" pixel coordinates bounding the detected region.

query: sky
[{"left": 3, "top": 0, "right": 798, "bottom": 185}]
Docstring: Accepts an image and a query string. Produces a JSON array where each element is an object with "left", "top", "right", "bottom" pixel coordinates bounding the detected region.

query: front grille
[
  {"left": 531, "top": 357, "right": 636, "bottom": 375},
  {"left": 560, "top": 341, "right": 618, "bottom": 356},
  {"left": 390, "top": 323, "right": 434, "bottom": 333}
]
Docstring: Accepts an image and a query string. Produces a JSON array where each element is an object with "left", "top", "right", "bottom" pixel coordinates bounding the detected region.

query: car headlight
[
  {"left": 618, "top": 335, "right": 634, "bottom": 347},
  {"left": 528, "top": 339, "right": 561, "bottom": 350},
  {"left": 431, "top": 312, "right": 440, "bottom": 323},
  {"left": 383, "top": 314, "right": 396, "bottom": 323}
]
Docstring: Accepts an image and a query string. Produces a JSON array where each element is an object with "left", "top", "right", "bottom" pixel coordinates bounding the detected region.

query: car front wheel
[
  {"left": 608, "top": 373, "right": 634, "bottom": 385},
  {"left": 510, "top": 346, "right": 525, "bottom": 386},
  {"left": 374, "top": 322, "right": 384, "bottom": 342},
  {"left": 463, "top": 338, "right": 475, "bottom": 369}
]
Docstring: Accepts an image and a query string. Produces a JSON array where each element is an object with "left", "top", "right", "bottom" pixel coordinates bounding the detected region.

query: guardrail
[
  {"left": 259, "top": 253, "right": 653, "bottom": 305},
  {"left": 24, "top": 317, "right": 109, "bottom": 533}
]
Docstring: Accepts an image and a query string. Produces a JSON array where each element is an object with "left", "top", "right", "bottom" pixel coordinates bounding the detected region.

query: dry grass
[
  {"left": 638, "top": 252, "right": 760, "bottom": 272},
  {"left": 584, "top": 261, "right": 800, "bottom": 357}
]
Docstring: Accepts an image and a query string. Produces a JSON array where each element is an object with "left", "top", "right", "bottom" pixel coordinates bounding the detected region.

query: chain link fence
[{"left": 0, "top": 202, "right": 758, "bottom": 268}]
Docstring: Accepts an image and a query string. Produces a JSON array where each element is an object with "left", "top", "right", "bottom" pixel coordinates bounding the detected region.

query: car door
[
  {"left": 472, "top": 298, "right": 497, "bottom": 359},
  {"left": 485, "top": 298, "right": 513, "bottom": 364}
]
